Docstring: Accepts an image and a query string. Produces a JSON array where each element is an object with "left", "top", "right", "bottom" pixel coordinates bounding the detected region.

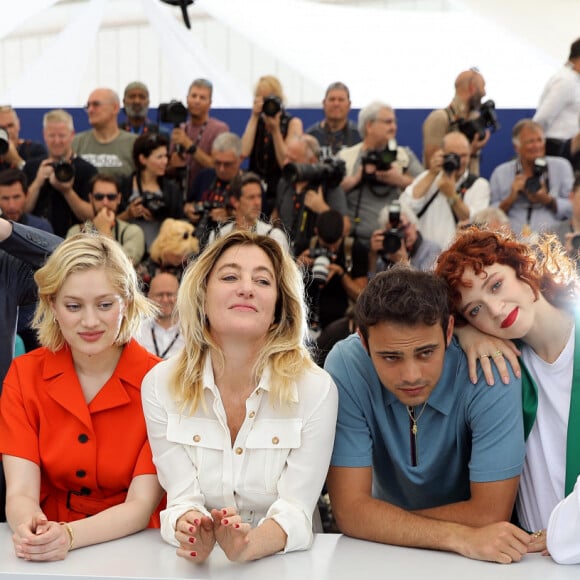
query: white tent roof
[{"left": 0, "top": 0, "right": 575, "bottom": 108}]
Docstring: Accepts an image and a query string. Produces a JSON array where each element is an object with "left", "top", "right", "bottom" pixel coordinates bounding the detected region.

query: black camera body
[
  {"left": 193, "top": 200, "right": 225, "bottom": 214},
  {"left": 141, "top": 191, "right": 168, "bottom": 219},
  {"left": 571, "top": 234, "right": 580, "bottom": 251},
  {"left": 283, "top": 158, "right": 346, "bottom": 189},
  {"left": 382, "top": 200, "right": 404, "bottom": 255},
  {"left": 262, "top": 95, "right": 282, "bottom": 117},
  {"left": 442, "top": 152, "right": 460, "bottom": 175},
  {"left": 362, "top": 139, "right": 398, "bottom": 171},
  {"left": 524, "top": 157, "right": 548, "bottom": 195},
  {"left": 0, "top": 127, "right": 9, "bottom": 155},
  {"left": 158, "top": 100, "right": 188, "bottom": 127},
  {"left": 51, "top": 160, "right": 75, "bottom": 183},
  {"left": 458, "top": 100, "right": 500, "bottom": 142}
]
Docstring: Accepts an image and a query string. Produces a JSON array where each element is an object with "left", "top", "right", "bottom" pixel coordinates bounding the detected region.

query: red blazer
[{"left": 0, "top": 339, "right": 162, "bottom": 526}]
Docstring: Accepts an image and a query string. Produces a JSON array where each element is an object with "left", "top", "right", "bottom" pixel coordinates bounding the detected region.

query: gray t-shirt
[{"left": 73, "top": 130, "right": 137, "bottom": 178}]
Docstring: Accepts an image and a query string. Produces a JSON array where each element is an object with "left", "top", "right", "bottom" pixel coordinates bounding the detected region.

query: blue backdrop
[{"left": 18, "top": 107, "right": 535, "bottom": 179}]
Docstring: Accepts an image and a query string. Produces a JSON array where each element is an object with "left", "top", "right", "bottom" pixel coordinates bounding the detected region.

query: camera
[
  {"left": 457, "top": 100, "right": 500, "bottom": 142},
  {"left": 51, "top": 159, "right": 75, "bottom": 183},
  {"left": 262, "top": 95, "right": 282, "bottom": 117},
  {"left": 361, "top": 139, "right": 398, "bottom": 171},
  {"left": 442, "top": 153, "right": 460, "bottom": 175},
  {"left": 283, "top": 157, "right": 346, "bottom": 189},
  {"left": 0, "top": 127, "right": 9, "bottom": 155},
  {"left": 141, "top": 191, "right": 168, "bottom": 219},
  {"left": 192, "top": 200, "right": 225, "bottom": 214},
  {"left": 382, "top": 200, "right": 405, "bottom": 255},
  {"left": 311, "top": 254, "right": 331, "bottom": 284},
  {"left": 571, "top": 234, "right": 580, "bottom": 251},
  {"left": 194, "top": 198, "right": 227, "bottom": 248},
  {"left": 524, "top": 157, "right": 548, "bottom": 195},
  {"left": 158, "top": 100, "right": 188, "bottom": 127}
]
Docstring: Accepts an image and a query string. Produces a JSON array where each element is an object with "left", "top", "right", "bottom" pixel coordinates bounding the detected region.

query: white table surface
[{"left": 0, "top": 524, "right": 578, "bottom": 579}]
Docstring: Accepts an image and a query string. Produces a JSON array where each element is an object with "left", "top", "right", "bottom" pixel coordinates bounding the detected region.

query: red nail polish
[
  {"left": 193, "top": 518, "right": 200, "bottom": 525},
  {"left": 222, "top": 509, "right": 227, "bottom": 515},
  {"left": 188, "top": 526, "right": 194, "bottom": 533},
  {"left": 188, "top": 537, "right": 195, "bottom": 543},
  {"left": 235, "top": 524, "right": 240, "bottom": 529},
  {"left": 222, "top": 519, "right": 228, "bottom": 525},
  {"left": 190, "top": 551, "right": 197, "bottom": 558}
]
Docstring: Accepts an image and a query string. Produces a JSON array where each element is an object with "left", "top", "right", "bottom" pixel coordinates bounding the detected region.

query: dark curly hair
[
  {"left": 355, "top": 266, "right": 451, "bottom": 343},
  {"left": 132, "top": 133, "right": 169, "bottom": 171},
  {"left": 435, "top": 227, "right": 577, "bottom": 325}
]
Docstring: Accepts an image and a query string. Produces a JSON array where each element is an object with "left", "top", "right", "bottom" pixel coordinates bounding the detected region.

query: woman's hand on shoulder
[
  {"left": 13, "top": 515, "right": 71, "bottom": 561},
  {"left": 175, "top": 509, "right": 216, "bottom": 564},
  {"left": 454, "top": 324, "right": 521, "bottom": 386}
]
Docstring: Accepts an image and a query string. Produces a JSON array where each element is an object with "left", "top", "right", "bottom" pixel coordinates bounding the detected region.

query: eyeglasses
[
  {"left": 92, "top": 193, "right": 119, "bottom": 201},
  {"left": 84, "top": 100, "right": 112, "bottom": 110}
]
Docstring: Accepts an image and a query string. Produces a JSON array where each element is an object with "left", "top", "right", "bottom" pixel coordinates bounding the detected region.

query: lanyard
[{"left": 151, "top": 326, "right": 180, "bottom": 359}]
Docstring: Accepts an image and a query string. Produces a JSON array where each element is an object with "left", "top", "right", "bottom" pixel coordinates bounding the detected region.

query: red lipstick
[{"left": 501, "top": 308, "right": 519, "bottom": 329}]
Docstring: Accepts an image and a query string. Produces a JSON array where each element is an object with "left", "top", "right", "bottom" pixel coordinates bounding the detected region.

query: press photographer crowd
[{"left": 1, "top": 38, "right": 580, "bottom": 568}]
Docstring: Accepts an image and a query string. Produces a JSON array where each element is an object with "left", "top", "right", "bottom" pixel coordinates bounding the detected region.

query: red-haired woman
[{"left": 436, "top": 227, "right": 579, "bottom": 561}]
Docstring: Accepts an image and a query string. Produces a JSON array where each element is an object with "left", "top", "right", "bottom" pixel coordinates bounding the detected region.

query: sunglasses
[{"left": 92, "top": 193, "right": 119, "bottom": 201}]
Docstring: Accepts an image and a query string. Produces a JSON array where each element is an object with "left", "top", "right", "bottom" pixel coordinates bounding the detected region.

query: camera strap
[{"left": 416, "top": 189, "right": 440, "bottom": 219}]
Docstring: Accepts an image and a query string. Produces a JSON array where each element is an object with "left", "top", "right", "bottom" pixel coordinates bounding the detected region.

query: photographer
[
  {"left": 338, "top": 101, "right": 423, "bottom": 249},
  {"left": 73, "top": 88, "right": 137, "bottom": 179},
  {"left": 551, "top": 175, "right": 580, "bottom": 263},
  {"left": 368, "top": 201, "right": 441, "bottom": 274},
  {"left": 207, "top": 172, "right": 289, "bottom": 252},
  {"left": 401, "top": 131, "right": 490, "bottom": 248},
  {"left": 490, "top": 119, "right": 574, "bottom": 237},
  {"left": 167, "top": 78, "right": 229, "bottom": 192},
  {"left": 67, "top": 173, "right": 145, "bottom": 265},
  {"left": 118, "top": 133, "right": 183, "bottom": 250},
  {"left": 423, "top": 69, "right": 492, "bottom": 175},
  {"left": 273, "top": 134, "right": 349, "bottom": 251},
  {"left": 118, "top": 81, "right": 159, "bottom": 136},
  {"left": 0, "top": 105, "right": 46, "bottom": 173},
  {"left": 295, "top": 209, "right": 367, "bottom": 335},
  {"left": 24, "top": 109, "right": 96, "bottom": 237},
  {"left": 183, "top": 132, "right": 243, "bottom": 245},
  {"left": 241, "top": 75, "right": 303, "bottom": 214}
]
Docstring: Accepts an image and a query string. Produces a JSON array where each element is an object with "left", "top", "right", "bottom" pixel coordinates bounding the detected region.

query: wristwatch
[
  {"left": 448, "top": 194, "right": 460, "bottom": 207},
  {"left": 186, "top": 144, "right": 197, "bottom": 155}
]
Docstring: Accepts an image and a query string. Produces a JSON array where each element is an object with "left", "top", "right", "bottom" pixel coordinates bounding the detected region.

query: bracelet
[
  {"left": 448, "top": 194, "right": 460, "bottom": 207},
  {"left": 59, "top": 522, "right": 74, "bottom": 551}
]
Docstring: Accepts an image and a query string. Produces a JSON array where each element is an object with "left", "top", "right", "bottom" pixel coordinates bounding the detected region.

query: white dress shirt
[
  {"left": 533, "top": 63, "right": 580, "bottom": 140},
  {"left": 141, "top": 354, "right": 338, "bottom": 553},
  {"left": 548, "top": 475, "right": 580, "bottom": 564}
]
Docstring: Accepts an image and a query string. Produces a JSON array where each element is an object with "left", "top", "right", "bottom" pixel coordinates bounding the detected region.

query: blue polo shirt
[{"left": 326, "top": 334, "right": 525, "bottom": 510}]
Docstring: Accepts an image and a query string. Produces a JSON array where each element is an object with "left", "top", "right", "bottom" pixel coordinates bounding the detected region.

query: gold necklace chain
[{"left": 406, "top": 402, "right": 428, "bottom": 435}]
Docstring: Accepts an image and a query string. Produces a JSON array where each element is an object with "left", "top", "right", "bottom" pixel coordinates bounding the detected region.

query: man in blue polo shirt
[{"left": 325, "top": 267, "right": 532, "bottom": 563}]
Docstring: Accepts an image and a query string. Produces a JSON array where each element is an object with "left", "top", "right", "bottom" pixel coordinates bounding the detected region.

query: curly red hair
[{"left": 435, "top": 227, "right": 577, "bottom": 324}]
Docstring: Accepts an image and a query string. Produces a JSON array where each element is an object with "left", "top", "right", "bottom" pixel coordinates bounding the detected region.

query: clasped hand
[
  {"left": 175, "top": 507, "right": 252, "bottom": 563},
  {"left": 12, "top": 512, "right": 70, "bottom": 561}
]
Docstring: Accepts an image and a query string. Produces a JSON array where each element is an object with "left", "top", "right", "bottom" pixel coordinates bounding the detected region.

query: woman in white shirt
[
  {"left": 142, "top": 230, "right": 338, "bottom": 563},
  {"left": 435, "top": 227, "right": 579, "bottom": 560}
]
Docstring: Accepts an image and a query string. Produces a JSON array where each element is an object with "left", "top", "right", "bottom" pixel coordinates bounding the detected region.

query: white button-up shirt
[{"left": 142, "top": 354, "right": 338, "bottom": 553}]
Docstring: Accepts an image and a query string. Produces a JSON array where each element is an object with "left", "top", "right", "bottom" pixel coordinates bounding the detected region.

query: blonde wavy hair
[
  {"left": 171, "top": 230, "right": 315, "bottom": 413},
  {"left": 33, "top": 232, "right": 157, "bottom": 351}
]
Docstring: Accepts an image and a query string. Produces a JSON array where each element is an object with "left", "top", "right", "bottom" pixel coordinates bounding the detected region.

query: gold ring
[
  {"left": 479, "top": 354, "right": 491, "bottom": 359},
  {"left": 492, "top": 350, "right": 503, "bottom": 358},
  {"left": 532, "top": 530, "right": 543, "bottom": 538}
]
